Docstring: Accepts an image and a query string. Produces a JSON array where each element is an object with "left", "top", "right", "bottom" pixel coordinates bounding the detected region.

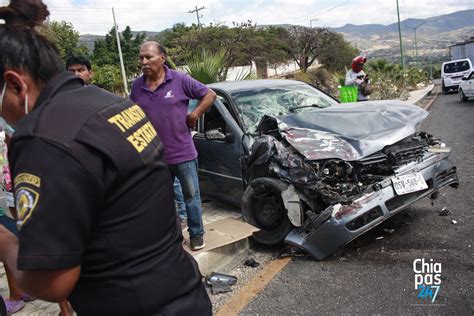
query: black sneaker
[{"left": 190, "top": 236, "right": 205, "bottom": 251}]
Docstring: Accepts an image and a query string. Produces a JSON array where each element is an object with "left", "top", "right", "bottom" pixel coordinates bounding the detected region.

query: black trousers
[{"left": 0, "top": 296, "right": 7, "bottom": 316}]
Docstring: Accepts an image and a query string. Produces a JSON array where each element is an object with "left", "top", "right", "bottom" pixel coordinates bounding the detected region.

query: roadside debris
[
  {"left": 205, "top": 272, "right": 237, "bottom": 295},
  {"left": 244, "top": 258, "right": 260, "bottom": 268},
  {"left": 438, "top": 207, "right": 452, "bottom": 216},
  {"left": 376, "top": 236, "right": 384, "bottom": 240},
  {"left": 451, "top": 220, "right": 458, "bottom": 225},
  {"left": 277, "top": 246, "right": 307, "bottom": 259},
  {"left": 383, "top": 228, "right": 395, "bottom": 234}
]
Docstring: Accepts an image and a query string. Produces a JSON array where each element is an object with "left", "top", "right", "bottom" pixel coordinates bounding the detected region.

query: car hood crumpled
[{"left": 275, "top": 100, "right": 429, "bottom": 161}]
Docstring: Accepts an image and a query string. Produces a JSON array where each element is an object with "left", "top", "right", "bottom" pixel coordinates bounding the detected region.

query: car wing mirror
[{"left": 205, "top": 128, "right": 226, "bottom": 140}]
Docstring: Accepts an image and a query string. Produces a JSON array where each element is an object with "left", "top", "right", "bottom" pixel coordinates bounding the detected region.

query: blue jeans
[
  {"left": 173, "top": 178, "right": 187, "bottom": 221},
  {"left": 169, "top": 159, "right": 204, "bottom": 237}
]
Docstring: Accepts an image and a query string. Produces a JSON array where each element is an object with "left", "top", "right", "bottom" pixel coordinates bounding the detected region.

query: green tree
[
  {"left": 317, "top": 32, "right": 358, "bottom": 72},
  {"left": 170, "top": 22, "right": 288, "bottom": 79},
  {"left": 92, "top": 26, "right": 146, "bottom": 78},
  {"left": 40, "top": 21, "right": 89, "bottom": 60},
  {"left": 153, "top": 23, "right": 196, "bottom": 48},
  {"left": 92, "top": 64, "right": 124, "bottom": 94},
  {"left": 184, "top": 50, "right": 227, "bottom": 84},
  {"left": 285, "top": 26, "right": 330, "bottom": 73}
]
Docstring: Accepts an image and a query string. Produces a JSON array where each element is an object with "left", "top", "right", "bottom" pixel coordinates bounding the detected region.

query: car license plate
[{"left": 391, "top": 172, "right": 428, "bottom": 195}]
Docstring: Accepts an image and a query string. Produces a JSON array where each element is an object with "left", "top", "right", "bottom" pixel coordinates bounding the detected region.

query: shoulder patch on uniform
[
  {"left": 15, "top": 186, "right": 40, "bottom": 226},
  {"left": 14, "top": 173, "right": 41, "bottom": 188}
]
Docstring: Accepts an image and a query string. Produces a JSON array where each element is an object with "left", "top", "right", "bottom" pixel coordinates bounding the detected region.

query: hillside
[
  {"left": 79, "top": 9, "right": 474, "bottom": 63},
  {"left": 330, "top": 9, "right": 474, "bottom": 63}
]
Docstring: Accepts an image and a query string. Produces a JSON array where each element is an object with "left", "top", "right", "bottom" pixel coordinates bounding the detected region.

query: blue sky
[{"left": 1, "top": 0, "right": 472, "bottom": 35}]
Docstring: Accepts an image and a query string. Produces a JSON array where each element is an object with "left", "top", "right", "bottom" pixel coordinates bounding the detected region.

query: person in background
[
  {"left": 0, "top": 1, "right": 211, "bottom": 314},
  {"left": 130, "top": 41, "right": 216, "bottom": 251},
  {"left": 345, "top": 56, "right": 370, "bottom": 101},
  {"left": 65, "top": 55, "right": 93, "bottom": 85}
]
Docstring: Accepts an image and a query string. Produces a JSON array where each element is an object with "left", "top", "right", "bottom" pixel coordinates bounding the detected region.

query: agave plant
[{"left": 184, "top": 50, "right": 227, "bottom": 84}]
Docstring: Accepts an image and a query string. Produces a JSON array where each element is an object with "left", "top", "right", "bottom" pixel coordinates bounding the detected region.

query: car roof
[{"left": 207, "top": 79, "right": 307, "bottom": 92}]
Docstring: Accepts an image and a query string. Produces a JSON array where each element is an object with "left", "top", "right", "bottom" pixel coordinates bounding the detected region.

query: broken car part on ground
[{"left": 193, "top": 80, "right": 459, "bottom": 260}]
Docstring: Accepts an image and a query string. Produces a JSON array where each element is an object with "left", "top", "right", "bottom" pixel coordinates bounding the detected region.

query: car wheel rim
[{"left": 254, "top": 193, "right": 284, "bottom": 230}]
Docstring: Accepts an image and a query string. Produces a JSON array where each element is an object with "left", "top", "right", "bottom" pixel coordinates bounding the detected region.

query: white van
[{"left": 441, "top": 58, "right": 472, "bottom": 94}]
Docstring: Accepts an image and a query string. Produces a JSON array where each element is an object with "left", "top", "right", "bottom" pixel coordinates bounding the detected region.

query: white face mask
[
  {"left": 0, "top": 82, "right": 29, "bottom": 137},
  {"left": 0, "top": 82, "right": 6, "bottom": 114}
]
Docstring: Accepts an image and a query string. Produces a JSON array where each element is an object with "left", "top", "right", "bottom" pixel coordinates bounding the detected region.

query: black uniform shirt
[{"left": 9, "top": 73, "right": 210, "bottom": 315}]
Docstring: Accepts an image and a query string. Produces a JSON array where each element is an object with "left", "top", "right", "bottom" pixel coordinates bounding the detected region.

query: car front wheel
[
  {"left": 459, "top": 88, "right": 468, "bottom": 102},
  {"left": 242, "top": 178, "right": 293, "bottom": 245}
]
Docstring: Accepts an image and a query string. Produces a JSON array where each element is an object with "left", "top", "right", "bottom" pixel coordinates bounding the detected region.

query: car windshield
[{"left": 230, "top": 84, "right": 337, "bottom": 134}]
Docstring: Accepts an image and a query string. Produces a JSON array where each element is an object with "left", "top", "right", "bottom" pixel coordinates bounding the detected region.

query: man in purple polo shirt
[{"left": 130, "top": 41, "right": 216, "bottom": 250}]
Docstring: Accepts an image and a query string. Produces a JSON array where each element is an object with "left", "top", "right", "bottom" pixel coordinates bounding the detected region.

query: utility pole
[
  {"left": 310, "top": 19, "right": 319, "bottom": 28},
  {"left": 405, "top": 21, "right": 425, "bottom": 69},
  {"left": 188, "top": 5, "right": 205, "bottom": 29},
  {"left": 396, "top": 0, "right": 404, "bottom": 70},
  {"left": 112, "top": 8, "right": 129, "bottom": 95}
]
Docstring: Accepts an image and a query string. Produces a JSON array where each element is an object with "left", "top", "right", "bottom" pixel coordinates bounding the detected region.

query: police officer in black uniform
[{"left": 0, "top": 1, "right": 211, "bottom": 315}]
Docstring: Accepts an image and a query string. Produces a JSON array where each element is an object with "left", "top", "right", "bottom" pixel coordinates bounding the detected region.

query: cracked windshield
[{"left": 231, "top": 84, "right": 337, "bottom": 134}]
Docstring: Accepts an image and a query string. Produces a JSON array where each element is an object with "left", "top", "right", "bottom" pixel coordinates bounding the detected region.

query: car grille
[{"left": 383, "top": 140, "right": 426, "bottom": 167}]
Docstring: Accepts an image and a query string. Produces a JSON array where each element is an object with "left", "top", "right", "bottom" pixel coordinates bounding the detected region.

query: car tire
[
  {"left": 242, "top": 177, "right": 293, "bottom": 245},
  {"left": 459, "top": 88, "right": 468, "bottom": 102}
]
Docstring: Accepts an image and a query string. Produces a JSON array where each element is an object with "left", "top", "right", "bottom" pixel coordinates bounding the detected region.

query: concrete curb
[
  {"left": 422, "top": 85, "right": 439, "bottom": 111},
  {"left": 410, "top": 84, "right": 435, "bottom": 106},
  {"left": 193, "top": 238, "right": 251, "bottom": 275}
]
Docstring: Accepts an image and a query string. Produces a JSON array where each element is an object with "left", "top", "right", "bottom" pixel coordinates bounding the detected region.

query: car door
[
  {"left": 466, "top": 72, "right": 474, "bottom": 96},
  {"left": 192, "top": 94, "right": 245, "bottom": 205}
]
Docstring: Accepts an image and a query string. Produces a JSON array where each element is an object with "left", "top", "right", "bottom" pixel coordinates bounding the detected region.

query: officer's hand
[{"left": 186, "top": 112, "right": 199, "bottom": 130}]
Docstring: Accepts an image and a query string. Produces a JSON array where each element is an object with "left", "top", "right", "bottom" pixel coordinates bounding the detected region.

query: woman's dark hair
[{"left": 0, "top": 0, "right": 64, "bottom": 86}]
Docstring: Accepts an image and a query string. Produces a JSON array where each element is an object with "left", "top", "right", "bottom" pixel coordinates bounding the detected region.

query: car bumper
[
  {"left": 285, "top": 152, "right": 459, "bottom": 260},
  {"left": 443, "top": 78, "right": 462, "bottom": 89}
]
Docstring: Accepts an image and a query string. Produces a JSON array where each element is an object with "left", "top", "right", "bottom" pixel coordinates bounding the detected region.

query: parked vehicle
[
  {"left": 458, "top": 71, "right": 474, "bottom": 101},
  {"left": 192, "top": 79, "right": 459, "bottom": 260},
  {"left": 441, "top": 58, "right": 472, "bottom": 94}
]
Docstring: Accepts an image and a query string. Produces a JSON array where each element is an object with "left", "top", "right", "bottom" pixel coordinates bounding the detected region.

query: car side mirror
[{"left": 205, "top": 128, "right": 226, "bottom": 140}]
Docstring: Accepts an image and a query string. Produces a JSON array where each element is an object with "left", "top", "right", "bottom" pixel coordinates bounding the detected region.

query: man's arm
[
  {"left": 186, "top": 89, "right": 217, "bottom": 129},
  {"left": 0, "top": 225, "right": 80, "bottom": 302}
]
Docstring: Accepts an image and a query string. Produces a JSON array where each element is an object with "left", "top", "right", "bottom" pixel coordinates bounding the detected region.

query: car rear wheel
[
  {"left": 442, "top": 82, "right": 449, "bottom": 95},
  {"left": 459, "top": 88, "right": 468, "bottom": 102},
  {"left": 242, "top": 178, "right": 293, "bottom": 245}
]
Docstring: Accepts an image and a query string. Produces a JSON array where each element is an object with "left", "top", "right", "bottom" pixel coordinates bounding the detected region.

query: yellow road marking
[{"left": 216, "top": 257, "right": 291, "bottom": 316}]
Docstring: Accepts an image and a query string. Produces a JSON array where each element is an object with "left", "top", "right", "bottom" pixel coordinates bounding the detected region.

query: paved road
[{"left": 240, "top": 93, "right": 474, "bottom": 314}]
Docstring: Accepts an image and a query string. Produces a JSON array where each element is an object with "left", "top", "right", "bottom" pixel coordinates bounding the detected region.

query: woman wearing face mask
[{"left": 0, "top": 1, "right": 212, "bottom": 315}]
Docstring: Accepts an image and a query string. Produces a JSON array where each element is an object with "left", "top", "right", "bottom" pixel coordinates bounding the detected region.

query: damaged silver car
[{"left": 192, "top": 79, "right": 459, "bottom": 260}]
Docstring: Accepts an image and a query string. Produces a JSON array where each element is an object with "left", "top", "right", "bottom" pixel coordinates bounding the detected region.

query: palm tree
[{"left": 184, "top": 50, "right": 227, "bottom": 84}]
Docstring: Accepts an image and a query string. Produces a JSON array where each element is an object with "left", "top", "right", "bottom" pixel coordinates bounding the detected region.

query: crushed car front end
[
  {"left": 242, "top": 100, "right": 459, "bottom": 260},
  {"left": 284, "top": 149, "right": 458, "bottom": 260}
]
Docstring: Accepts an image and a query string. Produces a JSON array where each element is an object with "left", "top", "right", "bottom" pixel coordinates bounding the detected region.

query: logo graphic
[
  {"left": 164, "top": 90, "right": 175, "bottom": 99},
  {"left": 413, "top": 258, "right": 441, "bottom": 302},
  {"left": 15, "top": 187, "right": 40, "bottom": 226}
]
